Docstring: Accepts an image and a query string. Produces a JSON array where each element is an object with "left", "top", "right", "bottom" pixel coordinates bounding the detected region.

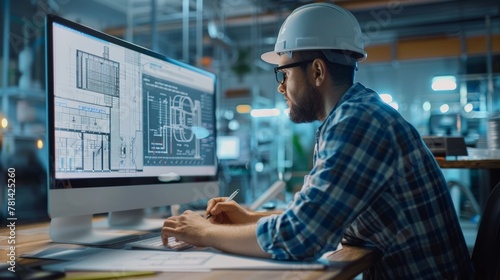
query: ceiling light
[
  {"left": 250, "top": 108, "right": 280, "bottom": 118},
  {"left": 464, "top": 103, "right": 473, "bottom": 113},
  {"left": 440, "top": 104, "right": 450, "bottom": 113},
  {"left": 379, "top": 93, "right": 393, "bottom": 103},
  {"left": 228, "top": 120, "right": 240, "bottom": 131},
  {"left": 1, "top": 117, "right": 8, "bottom": 128},
  {"left": 37, "top": 139, "right": 44, "bottom": 149},
  {"left": 236, "top": 104, "right": 251, "bottom": 114},
  {"left": 422, "top": 101, "right": 431, "bottom": 111},
  {"left": 432, "top": 76, "right": 457, "bottom": 91},
  {"left": 389, "top": 102, "right": 399, "bottom": 110}
]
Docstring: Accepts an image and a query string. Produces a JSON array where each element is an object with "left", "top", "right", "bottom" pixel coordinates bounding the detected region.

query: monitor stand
[
  {"left": 105, "top": 209, "right": 165, "bottom": 231},
  {"left": 49, "top": 215, "right": 140, "bottom": 246},
  {"left": 49, "top": 209, "right": 167, "bottom": 246}
]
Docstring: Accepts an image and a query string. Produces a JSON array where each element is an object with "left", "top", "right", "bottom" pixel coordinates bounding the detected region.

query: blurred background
[{"left": 1, "top": 0, "right": 499, "bottom": 227}]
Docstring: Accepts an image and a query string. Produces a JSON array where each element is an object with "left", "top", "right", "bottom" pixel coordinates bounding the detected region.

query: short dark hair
[{"left": 294, "top": 50, "right": 355, "bottom": 86}]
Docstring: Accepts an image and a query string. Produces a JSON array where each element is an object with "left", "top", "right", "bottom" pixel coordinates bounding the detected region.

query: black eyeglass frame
[{"left": 273, "top": 60, "right": 315, "bottom": 84}]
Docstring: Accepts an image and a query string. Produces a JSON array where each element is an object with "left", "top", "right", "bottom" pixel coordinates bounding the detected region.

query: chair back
[{"left": 471, "top": 182, "right": 500, "bottom": 280}]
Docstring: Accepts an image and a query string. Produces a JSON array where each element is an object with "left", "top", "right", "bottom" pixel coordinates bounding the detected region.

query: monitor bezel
[{"left": 45, "top": 14, "right": 219, "bottom": 218}]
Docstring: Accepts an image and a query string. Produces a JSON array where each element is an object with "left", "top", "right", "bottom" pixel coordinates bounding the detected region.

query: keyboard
[{"left": 125, "top": 236, "right": 193, "bottom": 251}]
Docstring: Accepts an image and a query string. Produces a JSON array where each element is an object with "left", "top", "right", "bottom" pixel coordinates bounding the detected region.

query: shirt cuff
[{"left": 256, "top": 214, "right": 289, "bottom": 260}]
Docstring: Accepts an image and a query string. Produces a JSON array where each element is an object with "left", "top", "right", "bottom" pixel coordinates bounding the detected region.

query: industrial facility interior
[{"left": 1, "top": 0, "right": 500, "bottom": 255}]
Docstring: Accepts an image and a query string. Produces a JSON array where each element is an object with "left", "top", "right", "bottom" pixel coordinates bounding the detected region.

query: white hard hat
[{"left": 261, "top": 3, "right": 367, "bottom": 65}]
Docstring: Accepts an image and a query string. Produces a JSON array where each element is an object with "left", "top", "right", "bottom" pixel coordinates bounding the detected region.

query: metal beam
[{"left": 2, "top": 0, "right": 10, "bottom": 89}]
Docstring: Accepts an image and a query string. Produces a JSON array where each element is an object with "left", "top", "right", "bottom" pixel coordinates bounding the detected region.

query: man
[{"left": 162, "top": 3, "right": 474, "bottom": 279}]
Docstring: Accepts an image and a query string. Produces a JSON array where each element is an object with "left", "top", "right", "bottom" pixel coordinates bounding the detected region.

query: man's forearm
[
  {"left": 248, "top": 210, "right": 282, "bottom": 223},
  {"left": 205, "top": 223, "right": 271, "bottom": 259}
]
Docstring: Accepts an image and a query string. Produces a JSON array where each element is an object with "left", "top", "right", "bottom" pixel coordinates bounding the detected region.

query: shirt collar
[{"left": 317, "top": 82, "right": 366, "bottom": 131}]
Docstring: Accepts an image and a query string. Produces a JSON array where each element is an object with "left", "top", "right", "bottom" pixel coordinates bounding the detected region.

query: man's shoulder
[{"left": 330, "top": 96, "right": 390, "bottom": 125}]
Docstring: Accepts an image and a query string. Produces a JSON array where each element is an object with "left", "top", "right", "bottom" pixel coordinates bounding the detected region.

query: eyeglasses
[{"left": 274, "top": 60, "right": 315, "bottom": 84}]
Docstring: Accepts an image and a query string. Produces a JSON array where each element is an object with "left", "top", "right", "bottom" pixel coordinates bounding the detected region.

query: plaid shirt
[{"left": 256, "top": 83, "right": 474, "bottom": 279}]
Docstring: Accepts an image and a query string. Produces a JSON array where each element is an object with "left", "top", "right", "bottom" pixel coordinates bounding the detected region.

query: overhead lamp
[
  {"left": 464, "top": 103, "right": 473, "bottom": 113},
  {"left": 223, "top": 110, "right": 234, "bottom": 120},
  {"left": 236, "top": 104, "right": 251, "bottom": 114},
  {"left": 379, "top": 93, "right": 393, "bottom": 103},
  {"left": 37, "top": 139, "right": 44, "bottom": 149},
  {"left": 389, "top": 102, "right": 399, "bottom": 111},
  {"left": 250, "top": 108, "right": 280, "bottom": 118},
  {"left": 423, "top": 101, "right": 431, "bottom": 111},
  {"left": 228, "top": 120, "right": 240, "bottom": 131},
  {"left": 1, "top": 117, "right": 8, "bottom": 128},
  {"left": 432, "top": 76, "right": 457, "bottom": 91},
  {"left": 379, "top": 93, "right": 398, "bottom": 110},
  {"left": 440, "top": 104, "right": 450, "bottom": 113}
]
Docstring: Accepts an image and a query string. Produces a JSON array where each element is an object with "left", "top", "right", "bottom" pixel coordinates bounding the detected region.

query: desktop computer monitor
[{"left": 45, "top": 15, "right": 218, "bottom": 245}]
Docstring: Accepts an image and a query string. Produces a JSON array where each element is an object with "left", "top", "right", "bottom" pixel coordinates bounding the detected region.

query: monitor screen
[
  {"left": 428, "top": 113, "right": 466, "bottom": 136},
  {"left": 45, "top": 15, "right": 218, "bottom": 245}
]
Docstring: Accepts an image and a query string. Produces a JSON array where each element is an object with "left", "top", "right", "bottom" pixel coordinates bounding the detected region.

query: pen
[{"left": 206, "top": 189, "right": 240, "bottom": 219}]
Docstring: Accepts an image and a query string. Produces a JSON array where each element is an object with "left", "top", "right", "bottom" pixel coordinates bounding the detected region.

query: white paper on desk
[
  {"left": 207, "top": 253, "right": 325, "bottom": 270},
  {"left": 43, "top": 249, "right": 211, "bottom": 272},
  {"left": 22, "top": 246, "right": 103, "bottom": 261},
  {"left": 43, "top": 248, "right": 324, "bottom": 272}
]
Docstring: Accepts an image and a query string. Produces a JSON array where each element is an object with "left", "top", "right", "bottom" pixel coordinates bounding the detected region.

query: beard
[{"left": 288, "top": 80, "right": 324, "bottom": 123}]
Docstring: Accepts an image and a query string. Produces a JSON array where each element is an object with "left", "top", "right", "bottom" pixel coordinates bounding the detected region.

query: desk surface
[
  {"left": 435, "top": 158, "right": 500, "bottom": 169},
  {"left": 1, "top": 220, "right": 380, "bottom": 280}
]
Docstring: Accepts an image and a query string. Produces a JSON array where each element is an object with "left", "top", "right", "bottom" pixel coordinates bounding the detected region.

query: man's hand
[
  {"left": 162, "top": 210, "right": 211, "bottom": 247},
  {"left": 206, "top": 198, "right": 256, "bottom": 224},
  {"left": 162, "top": 209, "right": 272, "bottom": 259}
]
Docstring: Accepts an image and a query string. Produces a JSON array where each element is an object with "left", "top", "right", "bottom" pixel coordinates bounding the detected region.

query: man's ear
[{"left": 311, "top": 58, "right": 327, "bottom": 87}]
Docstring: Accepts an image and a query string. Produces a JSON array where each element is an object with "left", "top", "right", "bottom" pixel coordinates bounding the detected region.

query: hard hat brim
[
  {"left": 261, "top": 49, "right": 367, "bottom": 65},
  {"left": 261, "top": 51, "right": 280, "bottom": 65}
]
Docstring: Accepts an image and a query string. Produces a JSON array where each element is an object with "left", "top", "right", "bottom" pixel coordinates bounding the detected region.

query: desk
[
  {"left": 435, "top": 158, "right": 500, "bottom": 169},
  {"left": 1, "top": 221, "right": 380, "bottom": 280},
  {"left": 435, "top": 158, "right": 500, "bottom": 212}
]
